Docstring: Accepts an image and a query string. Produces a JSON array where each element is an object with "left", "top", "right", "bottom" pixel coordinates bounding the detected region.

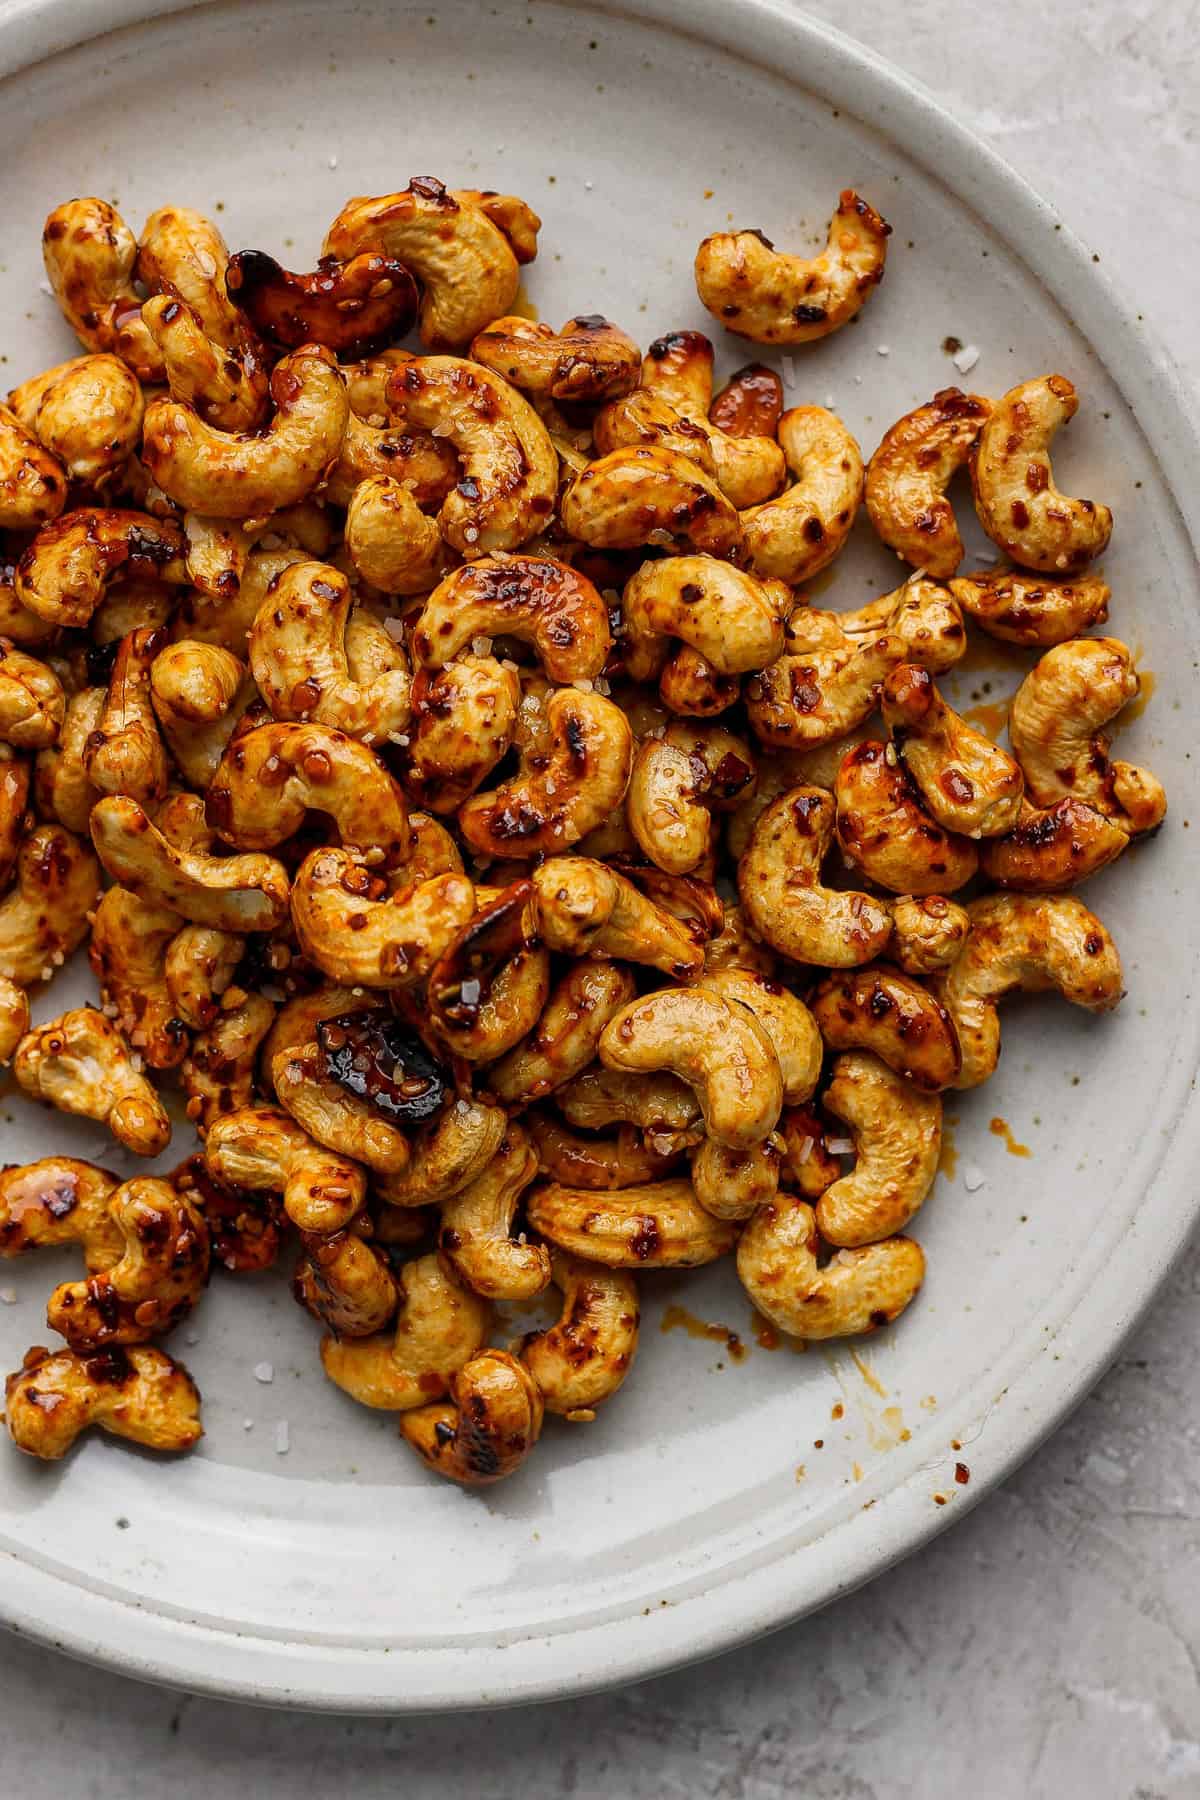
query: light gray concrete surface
[{"left": 2, "top": 2, "right": 1199, "bottom": 1795}]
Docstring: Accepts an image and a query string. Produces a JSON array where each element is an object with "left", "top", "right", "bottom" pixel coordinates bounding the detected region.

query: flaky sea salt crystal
[
  {"left": 953, "top": 344, "right": 981, "bottom": 374},
  {"left": 254, "top": 1361, "right": 274, "bottom": 1384}
]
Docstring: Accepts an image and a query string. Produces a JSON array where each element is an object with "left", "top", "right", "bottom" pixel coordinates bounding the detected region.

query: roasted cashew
[
  {"left": 725, "top": 740, "right": 869, "bottom": 859},
  {"left": 561, "top": 444, "right": 742, "bottom": 554},
  {"left": 739, "top": 406, "right": 863, "bottom": 585},
  {"left": 46, "top": 1177, "right": 209, "bottom": 1351},
  {"left": 738, "top": 788, "right": 893, "bottom": 968},
  {"left": 520, "top": 1251, "right": 639, "bottom": 1419},
  {"left": 0, "top": 747, "right": 30, "bottom": 890},
  {"left": 882, "top": 663, "right": 1024, "bottom": 839},
  {"left": 471, "top": 314, "right": 641, "bottom": 402},
  {"left": 14, "top": 1006, "right": 170, "bottom": 1156},
  {"left": 703, "top": 902, "right": 777, "bottom": 978},
  {"left": 0, "top": 642, "right": 64, "bottom": 750},
  {"left": 658, "top": 645, "right": 741, "bottom": 717},
  {"left": 272, "top": 1029, "right": 415, "bottom": 1172},
  {"left": 12, "top": 354, "right": 142, "bottom": 491},
  {"left": 971, "top": 375, "right": 1113, "bottom": 572},
  {"left": 385, "top": 355, "right": 558, "bottom": 555},
  {"left": 620, "top": 555, "right": 787, "bottom": 681},
  {"left": 626, "top": 738, "right": 713, "bottom": 875},
  {"left": 887, "top": 894, "right": 972, "bottom": 975},
  {"left": 150, "top": 640, "right": 253, "bottom": 788},
  {"left": 438, "top": 1124, "right": 551, "bottom": 1299},
  {"left": 291, "top": 846, "right": 474, "bottom": 988},
  {"left": 41, "top": 198, "right": 163, "bottom": 378},
  {"left": 599, "top": 987, "right": 782, "bottom": 1150},
  {"left": 949, "top": 567, "right": 1110, "bottom": 647},
  {"left": 249, "top": 559, "right": 411, "bottom": 743},
  {"left": 90, "top": 796, "right": 289, "bottom": 932},
  {"left": 614, "top": 859, "right": 726, "bottom": 943},
  {"left": 400, "top": 1346, "right": 543, "bottom": 1486},
  {"left": 0, "top": 404, "right": 66, "bottom": 528},
  {"left": 413, "top": 554, "right": 612, "bottom": 682},
  {"left": 865, "top": 389, "right": 992, "bottom": 577},
  {"left": 344, "top": 477, "right": 450, "bottom": 596},
  {"left": 745, "top": 628, "right": 907, "bottom": 749},
  {"left": 711, "top": 362, "right": 784, "bottom": 440},
  {"left": 527, "top": 1176, "right": 736, "bottom": 1268},
  {"left": 84, "top": 626, "right": 169, "bottom": 804},
  {"left": 1008, "top": 637, "right": 1165, "bottom": 835},
  {"left": 182, "top": 993, "right": 276, "bottom": 1130},
  {"left": 402, "top": 656, "right": 520, "bottom": 814},
  {"left": 225, "top": 247, "right": 418, "bottom": 355},
  {"left": 737, "top": 1192, "right": 924, "bottom": 1339},
  {"left": 695, "top": 189, "right": 890, "bottom": 344},
  {"left": 835, "top": 738, "right": 978, "bottom": 894},
  {"left": 531, "top": 855, "right": 705, "bottom": 979},
  {"left": 426, "top": 881, "right": 551, "bottom": 1061},
  {"left": 838, "top": 574, "right": 968, "bottom": 673},
  {"left": 207, "top": 720, "right": 411, "bottom": 864},
  {"left": 142, "top": 293, "right": 267, "bottom": 434},
  {"left": 135, "top": 203, "right": 247, "bottom": 349},
  {"left": 691, "top": 1137, "right": 781, "bottom": 1223},
  {"left": 812, "top": 965, "right": 961, "bottom": 1091},
  {"left": 16, "top": 508, "right": 187, "bottom": 629},
  {"left": 320, "top": 1252, "right": 489, "bottom": 1410},
  {"left": 291, "top": 1223, "right": 396, "bottom": 1339},
  {"left": 324, "top": 179, "right": 538, "bottom": 350},
  {"left": 0, "top": 560, "right": 57, "bottom": 650},
  {"left": 89, "top": 886, "right": 189, "bottom": 1070},
  {"left": 6, "top": 1343, "right": 201, "bottom": 1460},
  {"left": 557, "top": 1066, "right": 701, "bottom": 1141},
  {"left": 376, "top": 1098, "right": 508, "bottom": 1209},
  {"left": 695, "top": 967, "right": 822, "bottom": 1105},
  {"left": 204, "top": 1105, "right": 365, "bottom": 1234},
  {"left": 931, "top": 893, "right": 1123, "bottom": 1089},
  {"left": 163, "top": 924, "right": 243, "bottom": 1029},
  {"left": 0, "top": 1158, "right": 122, "bottom": 1270},
  {"left": 326, "top": 350, "right": 458, "bottom": 511},
  {"left": 529, "top": 1112, "right": 681, "bottom": 1189},
  {"left": 0, "top": 822, "right": 100, "bottom": 986},
  {"left": 489, "top": 957, "right": 637, "bottom": 1106},
  {"left": 0, "top": 976, "right": 30, "bottom": 1060},
  {"left": 979, "top": 798, "right": 1129, "bottom": 891}
]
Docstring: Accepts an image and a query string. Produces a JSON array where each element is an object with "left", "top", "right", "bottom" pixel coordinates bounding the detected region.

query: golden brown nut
[
  {"left": 249, "top": 559, "right": 411, "bottom": 743},
  {"left": 0, "top": 642, "right": 64, "bottom": 751},
  {"left": 150, "top": 640, "right": 253, "bottom": 788},
  {"left": 206, "top": 720, "right": 411, "bottom": 864},
  {"left": 41, "top": 198, "right": 163, "bottom": 377},
  {"left": 0, "top": 404, "right": 67, "bottom": 528},
  {"left": 401, "top": 657, "right": 520, "bottom": 815},
  {"left": 489, "top": 957, "right": 638, "bottom": 1106},
  {"left": 745, "top": 627, "right": 907, "bottom": 750},
  {"left": 376, "top": 1098, "right": 508, "bottom": 1209},
  {"left": 88, "top": 886, "right": 189, "bottom": 1070},
  {"left": 204, "top": 1104, "right": 365, "bottom": 1234},
  {"left": 225, "top": 247, "right": 418, "bottom": 355},
  {"left": 695, "top": 189, "right": 890, "bottom": 344},
  {"left": 560, "top": 445, "right": 742, "bottom": 554},
  {"left": 0, "top": 821, "right": 101, "bottom": 986},
  {"left": 979, "top": 797, "right": 1129, "bottom": 891},
  {"left": 0, "top": 1157, "right": 121, "bottom": 1269},
  {"left": 293, "top": 1225, "right": 398, "bottom": 1337},
  {"left": 887, "top": 894, "right": 972, "bottom": 975},
  {"left": 163, "top": 924, "right": 243, "bottom": 1030},
  {"left": 971, "top": 375, "right": 1113, "bottom": 572},
  {"left": 865, "top": 389, "right": 992, "bottom": 577},
  {"left": 740, "top": 406, "right": 863, "bottom": 585},
  {"left": 320, "top": 1252, "right": 490, "bottom": 1410},
  {"left": 838, "top": 573, "right": 967, "bottom": 672},
  {"left": 437, "top": 1125, "right": 550, "bottom": 1299},
  {"left": 0, "top": 746, "right": 29, "bottom": 889},
  {"left": 691, "top": 1136, "right": 781, "bottom": 1222},
  {"left": 811, "top": 965, "right": 961, "bottom": 1091},
  {"left": 146, "top": 293, "right": 268, "bottom": 433},
  {"left": 325, "top": 350, "right": 459, "bottom": 510},
  {"left": 6, "top": 1343, "right": 201, "bottom": 1460},
  {"left": 738, "top": 1191, "right": 924, "bottom": 1339},
  {"left": 291, "top": 846, "right": 474, "bottom": 988},
  {"left": 948, "top": 567, "right": 1110, "bottom": 647},
  {"left": 528, "top": 1112, "right": 680, "bottom": 1189},
  {"left": 413, "top": 554, "right": 612, "bottom": 683},
  {"left": 135, "top": 203, "right": 249, "bottom": 350},
  {"left": 90, "top": 795, "right": 289, "bottom": 933},
  {"left": 694, "top": 967, "right": 822, "bottom": 1105},
  {"left": 621, "top": 555, "right": 787, "bottom": 680},
  {"left": 400, "top": 1347, "right": 543, "bottom": 1485},
  {"left": 738, "top": 787, "right": 893, "bottom": 968},
  {"left": 471, "top": 314, "right": 641, "bottom": 402},
  {"left": 46, "top": 1177, "right": 209, "bottom": 1350},
  {"left": 14, "top": 1006, "right": 171, "bottom": 1156},
  {"left": 556, "top": 1066, "right": 701, "bottom": 1139},
  {"left": 34, "top": 687, "right": 102, "bottom": 832},
  {"left": 527, "top": 1177, "right": 737, "bottom": 1268},
  {"left": 711, "top": 363, "right": 784, "bottom": 439},
  {"left": 657, "top": 645, "right": 741, "bottom": 717},
  {"left": 531, "top": 855, "right": 704, "bottom": 980},
  {"left": 84, "top": 626, "right": 169, "bottom": 805},
  {"left": 183, "top": 993, "right": 276, "bottom": 1130},
  {"left": 344, "top": 476, "right": 450, "bottom": 596},
  {"left": 521, "top": 1251, "right": 639, "bottom": 1418},
  {"left": 16, "top": 508, "right": 187, "bottom": 629},
  {"left": 882, "top": 663, "right": 1024, "bottom": 839},
  {"left": 835, "top": 739, "right": 978, "bottom": 894}
]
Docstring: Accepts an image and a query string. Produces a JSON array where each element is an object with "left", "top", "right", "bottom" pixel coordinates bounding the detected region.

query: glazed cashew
[
  {"left": 887, "top": 895, "right": 972, "bottom": 975},
  {"left": 971, "top": 375, "right": 1113, "bottom": 572},
  {"left": 90, "top": 796, "right": 290, "bottom": 932},
  {"left": 291, "top": 846, "right": 474, "bottom": 988},
  {"left": 560, "top": 445, "right": 742, "bottom": 555},
  {"left": 979, "top": 798, "right": 1129, "bottom": 891},
  {"left": 163, "top": 924, "right": 243, "bottom": 1030},
  {"left": 41, "top": 198, "right": 163, "bottom": 378},
  {"left": 12, "top": 353, "right": 145, "bottom": 489},
  {"left": 529, "top": 1112, "right": 681, "bottom": 1190},
  {"left": 402, "top": 656, "right": 520, "bottom": 814},
  {"left": 0, "top": 642, "right": 64, "bottom": 750},
  {"left": 0, "top": 561, "right": 57, "bottom": 650},
  {"left": 658, "top": 645, "right": 740, "bottom": 717},
  {"left": 272, "top": 1027, "right": 418, "bottom": 1172},
  {"left": 599, "top": 988, "right": 782, "bottom": 1149},
  {"left": 426, "top": 882, "right": 551, "bottom": 1062},
  {"left": 6, "top": 1344, "right": 201, "bottom": 1461},
  {"left": 557, "top": 1066, "right": 701, "bottom": 1140},
  {"left": 627, "top": 738, "right": 714, "bottom": 875},
  {"left": 738, "top": 788, "right": 893, "bottom": 968},
  {"left": 182, "top": 993, "right": 276, "bottom": 1130},
  {"left": 320, "top": 1252, "right": 490, "bottom": 1411},
  {"left": 725, "top": 740, "right": 869, "bottom": 859},
  {"left": 375, "top": 1098, "right": 508, "bottom": 1208},
  {"left": 324, "top": 178, "right": 538, "bottom": 349},
  {"left": 811, "top": 965, "right": 961, "bottom": 1091},
  {"left": 142, "top": 294, "right": 267, "bottom": 434},
  {"left": 204, "top": 1105, "right": 365, "bottom": 1234},
  {"left": 838, "top": 573, "right": 967, "bottom": 673},
  {"left": 931, "top": 893, "right": 1124, "bottom": 1089},
  {"left": 0, "top": 822, "right": 101, "bottom": 986},
  {"left": 89, "top": 886, "right": 189, "bottom": 1070},
  {"left": 532, "top": 856, "right": 705, "bottom": 979},
  {"left": 1008, "top": 638, "right": 1165, "bottom": 835},
  {"left": 13, "top": 1006, "right": 171, "bottom": 1156},
  {"left": 293, "top": 1224, "right": 398, "bottom": 1337},
  {"left": 521, "top": 1251, "right": 639, "bottom": 1418},
  {"left": 882, "top": 663, "right": 1024, "bottom": 838},
  {"left": 711, "top": 362, "right": 784, "bottom": 439},
  {"left": 438, "top": 1124, "right": 551, "bottom": 1299},
  {"left": 745, "top": 627, "right": 907, "bottom": 749},
  {"left": 0, "top": 747, "right": 29, "bottom": 890},
  {"left": 695, "top": 968, "right": 822, "bottom": 1105},
  {"left": 249, "top": 560, "right": 411, "bottom": 743},
  {"left": 695, "top": 189, "right": 890, "bottom": 344},
  {"left": 206, "top": 720, "right": 411, "bottom": 864},
  {"left": 0, "top": 405, "right": 66, "bottom": 528},
  {"left": 344, "top": 477, "right": 449, "bottom": 596},
  {"left": 84, "top": 626, "right": 169, "bottom": 804},
  {"left": 527, "top": 1176, "right": 737, "bottom": 1268},
  {"left": 690, "top": 1137, "right": 781, "bottom": 1223},
  {"left": 225, "top": 247, "right": 418, "bottom": 355},
  {"left": 0, "top": 977, "right": 30, "bottom": 1061},
  {"left": 384, "top": 355, "right": 558, "bottom": 555},
  {"left": 835, "top": 739, "right": 978, "bottom": 894},
  {"left": 489, "top": 956, "right": 637, "bottom": 1105},
  {"left": 702, "top": 902, "right": 778, "bottom": 978},
  {"left": 620, "top": 555, "right": 787, "bottom": 680},
  {"left": 738, "top": 1192, "right": 924, "bottom": 1339},
  {"left": 740, "top": 406, "right": 863, "bottom": 585},
  {"left": 949, "top": 567, "right": 1110, "bottom": 647},
  {"left": 865, "top": 389, "right": 992, "bottom": 577},
  {"left": 150, "top": 640, "right": 253, "bottom": 788},
  {"left": 326, "top": 350, "right": 458, "bottom": 511},
  {"left": 16, "top": 508, "right": 187, "bottom": 629},
  {"left": 46, "top": 1177, "right": 209, "bottom": 1351},
  {"left": 0, "top": 1158, "right": 122, "bottom": 1270},
  {"left": 412, "top": 555, "right": 612, "bottom": 683},
  {"left": 400, "top": 1347, "right": 543, "bottom": 1486},
  {"left": 142, "top": 345, "right": 348, "bottom": 518},
  {"left": 471, "top": 313, "right": 641, "bottom": 402},
  {"left": 135, "top": 203, "right": 248, "bottom": 349}
]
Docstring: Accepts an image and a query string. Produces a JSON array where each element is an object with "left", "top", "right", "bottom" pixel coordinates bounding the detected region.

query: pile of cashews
[{"left": 0, "top": 177, "right": 1161, "bottom": 1485}]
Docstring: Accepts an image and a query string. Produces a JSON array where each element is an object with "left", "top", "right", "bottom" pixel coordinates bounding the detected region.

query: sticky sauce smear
[
  {"left": 511, "top": 283, "right": 540, "bottom": 321},
  {"left": 851, "top": 1351, "right": 888, "bottom": 1398},
  {"left": 961, "top": 697, "right": 1011, "bottom": 737},
  {"left": 989, "top": 1115, "right": 1031, "bottom": 1158},
  {"left": 660, "top": 1303, "right": 747, "bottom": 1362},
  {"left": 751, "top": 1311, "right": 780, "bottom": 1350},
  {"left": 1121, "top": 667, "right": 1157, "bottom": 726},
  {"left": 938, "top": 1115, "right": 959, "bottom": 1181}
]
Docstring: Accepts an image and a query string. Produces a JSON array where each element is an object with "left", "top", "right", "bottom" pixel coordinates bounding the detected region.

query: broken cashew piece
[
  {"left": 737, "top": 1192, "right": 924, "bottom": 1340},
  {"left": 520, "top": 1251, "right": 639, "bottom": 1418},
  {"left": 971, "top": 374, "right": 1113, "bottom": 572},
  {"left": 882, "top": 663, "right": 1024, "bottom": 839},
  {"left": 6, "top": 1343, "right": 201, "bottom": 1461},
  {"left": 738, "top": 788, "right": 893, "bottom": 968},
  {"left": 14, "top": 1006, "right": 171, "bottom": 1156},
  {"left": 865, "top": 389, "right": 992, "bottom": 577}
]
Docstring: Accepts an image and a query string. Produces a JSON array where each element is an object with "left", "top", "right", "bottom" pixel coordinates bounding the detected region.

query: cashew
[
  {"left": 175, "top": 546, "right": 301, "bottom": 652},
  {"left": 1008, "top": 637, "right": 1165, "bottom": 835},
  {"left": 695, "top": 189, "right": 890, "bottom": 344},
  {"left": 600, "top": 987, "right": 782, "bottom": 1150},
  {"left": 738, "top": 788, "right": 893, "bottom": 968},
  {"left": 0, "top": 404, "right": 66, "bottom": 528},
  {"left": 882, "top": 663, "right": 1024, "bottom": 838},
  {"left": 695, "top": 967, "right": 822, "bottom": 1104},
  {"left": 971, "top": 375, "right": 1113, "bottom": 572},
  {"left": 41, "top": 198, "right": 163, "bottom": 378},
  {"left": 150, "top": 640, "right": 253, "bottom": 787},
  {"left": 272, "top": 1028, "right": 415, "bottom": 1172},
  {"left": 616, "top": 859, "right": 725, "bottom": 944},
  {"left": 746, "top": 628, "right": 907, "bottom": 749},
  {"left": 89, "top": 886, "right": 189, "bottom": 1070},
  {"left": 520, "top": 1251, "right": 639, "bottom": 1418},
  {"left": 471, "top": 313, "right": 641, "bottom": 402},
  {"left": 11, "top": 353, "right": 145, "bottom": 489},
  {"left": 811, "top": 965, "right": 960, "bottom": 1091},
  {"left": 142, "top": 293, "right": 268, "bottom": 434},
  {"left": 394, "top": 655, "right": 515, "bottom": 815},
  {"left": 344, "top": 477, "right": 450, "bottom": 596},
  {"left": 225, "top": 247, "right": 418, "bottom": 355},
  {"left": 531, "top": 855, "right": 705, "bottom": 979},
  {"left": 658, "top": 645, "right": 741, "bottom": 717},
  {"left": 249, "top": 559, "right": 411, "bottom": 743},
  {"left": 0, "top": 748, "right": 30, "bottom": 890},
  {"left": 293, "top": 1226, "right": 398, "bottom": 1337},
  {"left": 142, "top": 346, "right": 348, "bottom": 518},
  {"left": 979, "top": 797, "right": 1129, "bottom": 891},
  {"left": 887, "top": 895, "right": 972, "bottom": 975},
  {"left": 835, "top": 739, "right": 978, "bottom": 894},
  {"left": 557, "top": 1066, "right": 701, "bottom": 1140},
  {"left": 376, "top": 1098, "right": 508, "bottom": 1208},
  {"left": 621, "top": 555, "right": 787, "bottom": 680},
  {"left": 437, "top": 1124, "right": 550, "bottom": 1299},
  {"left": 0, "top": 642, "right": 64, "bottom": 750},
  {"left": 691, "top": 1137, "right": 781, "bottom": 1222},
  {"left": 206, "top": 720, "right": 411, "bottom": 864},
  {"left": 6, "top": 1343, "right": 201, "bottom": 1460},
  {"left": 865, "top": 389, "right": 992, "bottom": 577},
  {"left": 931, "top": 893, "right": 1123, "bottom": 1089},
  {"left": 84, "top": 626, "right": 169, "bottom": 804},
  {"left": 326, "top": 351, "right": 458, "bottom": 511},
  {"left": 738, "top": 1190, "right": 923, "bottom": 1339},
  {"left": 135, "top": 203, "right": 248, "bottom": 349},
  {"left": 45, "top": 1177, "right": 209, "bottom": 1351},
  {"left": 0, "top": 1157, "right": 122, "bottom": 1270},
  {"left": 0, "top": 561, "right": 57, "bottom": 649},
  {"left": 14, "top": 1006, "right": 170, "bottom": 1156},
  {"left": 400, "top": 1346, "right": 543, "bottom": 1485},
  {"left": 36, "top": 688, "right": 106, "bottom": 832},
  {"left": 726, "top": 740, "right": 869, "bottom": 858},
  {"left": 815, "top": 1050, "right": 942, "bottom": 1245},
  {"left": 320, "top": 1252, "right": 490, "bottom": 1411},
  {"left": 183, "top": 993, "right": 276, "bottom": 1130},
  {"left": 711, "top": 362, "right": 785, "bottom": 440},
  {"left": 703, "top": 902, "right": 777, "bottom": 978},
  {"left": 204, "top": 1105, "right": 365, "bottom": 1234},
  {"left": 16, "top": 508, "right": 187, "bottom": 629},
  {"left": 529, "top": 1112, "right": 681, "bottom": 1189},
  {"left": 527, "top": 1176, "right": 737, "bottom": 1268},
  {"left": 0, "top": 822, "right": 101, "bottom": 986},
  {"left": 291, "top": 847, "right": 474, "bottom": 988},
  {"left": 426, "top": 882, "right": 551, "bottom": 1062},
  {"left": 739, "top": 406, "right": 863, "bottom": 584},
  {"left": 0, "top": 977, "right": 30, "bottom": 1061},
  {"left": 949, "top": 567, "right": 1110, "bottom": 647},
  {"left": 489, "top": 956, "right": 637, "bottom": 1105},
  {"left": 838, "top": 573, "right": 968, "bottom": 673},
  {"left": 163, "top": 924, "right": 243, "bottom": 1029},
  {"left": 90, "top": 795, "right": 289, "bottom": 932},
  {"left": 626, "top": 738, "right": 712, "bottom": 875},
  {"left": 561, "top": 444, "right": 742, "bottom": 554},
  {"left": 413, "top": 554, "right": 612, "bottom": 682}
]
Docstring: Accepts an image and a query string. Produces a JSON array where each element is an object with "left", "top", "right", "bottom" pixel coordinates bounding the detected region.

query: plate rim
[{"left": 1, "top": 0, "right": 1198, "bottom": 1712}]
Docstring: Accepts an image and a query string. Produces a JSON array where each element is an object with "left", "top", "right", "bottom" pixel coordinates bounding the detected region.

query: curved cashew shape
[
  {"left": 400, "top": 1347, "right": 543, "bottom": 1486},
  {"left": 740, "top": 406, "right": 863, "bottom": 585},
  {"left": 142, "top": 294, "right": 267, "bottom": 434},
  {"left": 738, "top": 1192, "right": 924, "bottom": 1339},
  {"left": 324, "top": 178, "right": 538, "bottom": 349},
  {"left": 0, "top": 642, "right": 64, "bottom": 750},
  {"left": 426, "top": 882, "right": 551, "bottom": 1061},
  {"left": 532, "top": 855, "right": 705, "bottom": 980},
  {"left": 695, "top": 968, "right": 822, "bottom": 1105},
  {"left": 135, "top": 203, "right": 248, "bottom": 349},
  {"left": 16, "top": 508, "right": 187, "bottom": 628},
  {"left": 1008, "top": 638, "right": 1165, "bottom": 835},
  {"left": 41, "top": 198, "right": 163, "bottom": 378},
  {"left": 14, "top": 1006, "right": 171, "bottom": 1156},
  {"left": 0, "top": 404, "right": 66, "bottom": 528},
  {"left": 557, "top": 1066, "right": 701, "bottom": 1142},
  {"left": 84, "top": 626, "right": 169, "bottom": 804},
  {"left": 182, "top": 993, "right": 276, "bottom": 1130},
  {"left": 658, "top": 646, "right": 741, "bottom": 717},
  {"left": 489, "top": 957, "right": 637, "bottom": 1105},
  {"left": 527, "top": 1176, "right": 737, "bottom": 1268},
  {"left": 0, "top": 1157, "right": 122, "bottom": 1270},
  {"left": 204, "top": 1105, "right": 365, "bottom": 1234},
  {"left": 812, "top": 965, "right": 961, "bottom": 1091},
  {"left": 471, "top": 313, "right": 641, "bottom": 402},
  {"left": 320, "top": 1253, "right": 489, "bottom": 1411},
  {"left": 865, "top": 389, "right": 992, "bottom": 577},
  {"left": 0, "top": 747, "right": 29, "bottom": 890},
  {"left": 627, "top": 738, "right": 713, "bottom": 876},
  {"left": 816, "top": 1050, "right": 941, "bottom": 1246},
  {"left": 621, "top": 555, "right": 787, "bottom": 680},
  {"left": 738, "top": 788, "right": 893, "bottom": 968},
  {"left": 746, "top": 628, "right": 906, "bottom": 749},
  {"left": 344, "top": 477, "right": 449, "bottom": 596},
  {"left": 438, "top": 1124, "right": 551, "bottom": 1299},
  {"left": 225, "top": 247, "right": 418, "bottom": 355},
  {"left": 46, "top": 1177, "right": 209, "bottom": 1351},
  {"left": 413, "top": 554, "right": 612, "bottom": 682},
  {"left": 835, "top": 739, "right": 978, "bottom": 894},
  {"left": 971, "top": 375, "right": 1113, "bottom": 572},
  {"left": 385, "top": 355, "right": 558, "bottom": 555},
  {"left": 0, "top": 822, "right": 101, "bottom": 986},
  {"left": 163, "top": 924, "right": 243, "bottom": 1031},
  {"left": 0, "top": 977, "right": 31, "bottom": 1060},
  {"left": 887, "top": 894, "right": 972, "bottom": 975},
  {"left": 529, "top": 1112, "right": 680, "bottom": 1190},
  {"left": 691, "top": 1137, "right": 780, "bottom": 1223},
  {"left": 838, "top": 574, "right": 967, "bottom": 673},
  {"left": 599, "top": 988, "right": 782, "bottom": 1150},
  {"left": 521, "top": 1251, "right": 639, "bottom": 1418},
  {"left": 291, "top": 846, "right": 474, "bottom": 988},
  {"left": 561, "top": 444, "right": 742, "bottom": 554},
  {"left": 376, "top": 1098, "right": 508, "bottom": 1208},
  {"left": 142, "top": 346, "right": 348, "bottom": 518},
  {"left": 0, "top": 561, "right": 57, "bottom": 650},
  {"left": 979, "top": 798, "right": 1129, "bottom": 891},
  {"left": 151, "top": 640, "right": 252, "bottom": 788},
  {"left": 703, "top": 902, "right": 777, "bottom": 978},
  {"left": 403, "top": 657, "right": 520, "bottom": 814},
  {"left": 882, "top": 663, "right": 1024, "bottom": 839},
  {"left": 6, "top": 1343, "right": 201, "bottom": 1461},
  {"left": 249, "top": 559, "right": 411, "bottom": 742},
  {"left": 293, "top": 1225, "right": 398, "bottom": 1338},
  {"left": 326, "top": 350, "right": 458, "bottom": 510},
  {"left": 89, "top": 886, "right": 189, "bottom": 1070},
  {"left": 695, "top": 189, "right": 890, "bottom": 344},
  {"left": 932, "top": 893, "right": 1123, "bottom": 1089},
  {"left": 949, "top": 567, "right": 1110, "bottom": 648},
  {"left": 206, "top": 720, "right": 411, "bottom": 864},
  {"left": 90, "top": 795, "right": 289, "bottom": 932}
]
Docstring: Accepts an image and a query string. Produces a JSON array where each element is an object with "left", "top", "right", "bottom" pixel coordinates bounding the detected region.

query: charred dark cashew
[
  {"left": 226, "top": 248, "right": 419, "bottom": 354},
  {"left": 426, "top": 881, "right": 551, "bottom": 1063},
  {"left": 470, "top": 313, "right": 641, "bottom": 402},
  {"left": 16, "top": 508, "right": 187, "bottom": 629},
  {"left": 412, "top": 553, "right": 612, "bottom": 683}
]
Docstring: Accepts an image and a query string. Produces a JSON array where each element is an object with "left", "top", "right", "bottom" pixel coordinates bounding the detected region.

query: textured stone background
[{"left": 3, "top": 2, "right": 1199, "bottom": 1794}]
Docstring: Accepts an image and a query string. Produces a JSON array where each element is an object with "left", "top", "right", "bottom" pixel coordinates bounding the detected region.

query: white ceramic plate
[{"left": 0, "top": 0, "right": 1196, "bottom": 1713}]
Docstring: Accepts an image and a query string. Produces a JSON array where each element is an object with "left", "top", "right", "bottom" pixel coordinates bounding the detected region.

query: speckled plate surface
[{"left": 0, "top": 0, "right": 1196, "bottom": 1713}]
